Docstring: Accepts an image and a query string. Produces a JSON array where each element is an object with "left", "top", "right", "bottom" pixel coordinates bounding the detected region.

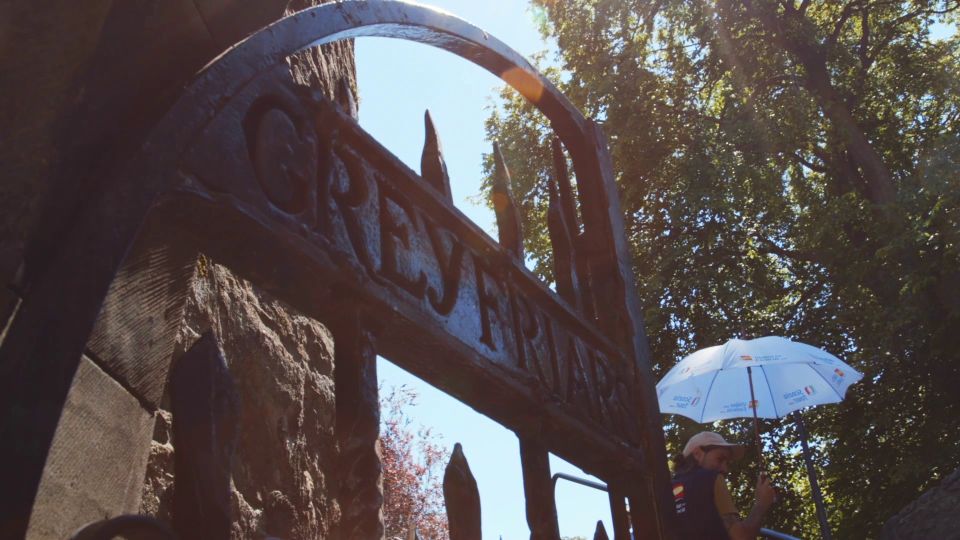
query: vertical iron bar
[
  {"left": 627, "top": 481, "right": 662, "bottom": 540},
  {"left": 491, "top": 141, "right": 524, "bottom": 259},
  {"left": 546, "top": 177, "right": 579, "bottom": 310},
  {"left": 444, "top": 443, "right": 482, "bottom": 540},
  {"left": 334, "top": 312, "right": 384, "bottom": 540},
  {"left": 549, "top": 136, "right": 593, "bottom": 317},
  {"left": 421, "top": 110, "right": 453, "bottom": 201},
  {"left": 570, "top": 120, "right": 674, "bottom": 537},
  {"left": 592, "top": 520, "right": 610, "bottom": 540},
  {"left": 550, "top": 137, "right": 579, "bottom": 242},
  {"left": 607, "top": 487, "right": 631, "bottom": 540},
  {"left": 519, "top": 437, "right": 560, "bottom": 540},
  {"left": 170, "top": 332, "right": 239, "bottom": 540}
]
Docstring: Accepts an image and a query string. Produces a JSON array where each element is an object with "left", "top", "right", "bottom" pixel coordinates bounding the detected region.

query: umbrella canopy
[{"left": 657, "top": 336, "right": 863, "bottom": 423}]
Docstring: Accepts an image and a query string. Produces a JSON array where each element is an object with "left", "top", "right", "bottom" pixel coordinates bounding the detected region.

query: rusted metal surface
[
  {"left": 443, "top": 443, "right": 481, "bottom": 540},
  {"left": 421, "top": 110, "right": 453, "bottom": 201},
  {"left": 547, "top": 175, "right": 579, "bottom": 310},
  {"left": 491, "top": 141, "right": 524, "bottom": 259},
  {"left": 0, "top": 2, "right": 673, "bottom": 537},
  {"left": 593, "top": 520, "right": 610, "bottom": 540},
  {"left": 629, "top": 482, "right": 664, "bottom": 540},
  {"left": 334, "top": 311, "right": 385, "bottom": 540},
  {"left": 608, "top": 488, "right": 632, "bottom": 540},
  {"left": 520, "top": 438, "right": 561, "bottom": 540}
]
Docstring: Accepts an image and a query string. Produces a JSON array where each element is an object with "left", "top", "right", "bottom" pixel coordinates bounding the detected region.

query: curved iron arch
[
  {"left": 185, "top": 0, "right": 592, "bottom": 163},
  {"left": 157, "top": 0, "right": 640, "bottom": 372}
]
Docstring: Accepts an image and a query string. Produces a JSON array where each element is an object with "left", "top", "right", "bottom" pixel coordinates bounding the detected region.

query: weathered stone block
[
  {"left": 141, "top": 262, "right": 339, "bottom": 539},
  {"left": 26, "top": 355, "right": 155, "bottom": 540},
  {"left": 881, "top": 467, "right": 960, "bottom": 540},
  {"left": 86, "top": 240, "right": 198, "bottom": 407}
]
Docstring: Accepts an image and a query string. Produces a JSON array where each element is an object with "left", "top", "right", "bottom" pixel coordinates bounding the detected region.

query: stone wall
[
  {"left": 0, "top": 0, "right": 355, "bottom": 284},
  {"left": 1, "top": 1, "right": 355, "bottom": 538},
  {"left": 140, "top": 261, "right": 340, "bottom": 539},
  {"left": 880, "top": 467, "right": 960, "bottom": 540}
]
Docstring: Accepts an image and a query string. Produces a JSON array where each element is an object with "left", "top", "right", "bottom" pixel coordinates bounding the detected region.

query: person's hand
[{"left": 755, "top": 472, "right": 778, "bottom": 512}]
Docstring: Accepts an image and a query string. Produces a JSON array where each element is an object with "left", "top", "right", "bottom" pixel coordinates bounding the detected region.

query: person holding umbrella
[
  {"left": 659, "top": 336, "right": 864, "bottom": 539},
  {"left": 672, "top": 431, "right": 778, "bottom": 540}
]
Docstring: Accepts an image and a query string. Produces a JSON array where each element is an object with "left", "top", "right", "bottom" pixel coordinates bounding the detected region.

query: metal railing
[
  {"left": 760, "top": 528, "right": 802, "bottom": 540},
  {"left": 551, "top": 473, "right": 802, "bottom": 540}
]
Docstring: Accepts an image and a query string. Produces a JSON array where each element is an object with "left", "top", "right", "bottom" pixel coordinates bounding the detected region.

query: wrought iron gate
[{"left": 0, "top": 2, "right": 675, "bottom": 538}]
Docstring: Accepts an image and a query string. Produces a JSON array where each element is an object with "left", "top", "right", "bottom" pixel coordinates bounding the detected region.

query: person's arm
[{"left": 722, "top": 474, "right": 777, "bottom": 540}]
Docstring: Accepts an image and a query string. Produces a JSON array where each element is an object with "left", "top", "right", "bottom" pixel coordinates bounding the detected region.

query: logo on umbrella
[
  {"left": 749, "top": 399, "right": 759, "bottom": 409},
  {"left": 740, "top": 355, "right": 754, "bottom": 362},
  {"left": 690, "top": 396, "right": 700, "bottom": 406},
  {"left": 834, "top": 368, "right": 845, "bottom": 377},
  {"left": 804, "top": 385, "right": 816, "bottom": 395},
  {"left": 783, "top": 389, "right": 808, "bottom": 404}
]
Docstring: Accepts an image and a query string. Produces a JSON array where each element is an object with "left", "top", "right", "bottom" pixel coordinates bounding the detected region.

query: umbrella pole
[
  {"left": 746, "top": 366, "right": 764, "bottom": 471},
  {"left": 796, "top": 412, "right": 833, "bottom": 540}
]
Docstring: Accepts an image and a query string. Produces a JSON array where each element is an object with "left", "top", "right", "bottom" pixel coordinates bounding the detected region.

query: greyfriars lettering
[{"left": 195, "top": 94, "right": 641, "bottom": 442}]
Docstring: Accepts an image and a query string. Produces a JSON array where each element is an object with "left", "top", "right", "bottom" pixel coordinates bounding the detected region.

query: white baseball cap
[{"left": 682, "top": 431, "right": 746, "bottom": 460}]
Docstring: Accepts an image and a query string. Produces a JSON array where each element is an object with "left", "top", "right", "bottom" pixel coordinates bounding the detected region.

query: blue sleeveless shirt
[{"left": 672, "top": 466, "right": 731, "bottom": 540}]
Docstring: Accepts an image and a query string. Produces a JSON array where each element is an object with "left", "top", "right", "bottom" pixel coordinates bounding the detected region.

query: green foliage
[{"left": 484, "top": 1, "right": 960, "bottom": 537}]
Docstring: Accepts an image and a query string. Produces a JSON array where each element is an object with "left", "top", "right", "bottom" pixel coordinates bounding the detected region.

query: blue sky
[{"left": 354, "top": 1, "right": 615, "bottom": 538}]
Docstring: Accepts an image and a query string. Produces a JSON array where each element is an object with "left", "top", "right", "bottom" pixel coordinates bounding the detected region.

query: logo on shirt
[{"left": 673, "top": 482, "right": 687, "bottom": 514}]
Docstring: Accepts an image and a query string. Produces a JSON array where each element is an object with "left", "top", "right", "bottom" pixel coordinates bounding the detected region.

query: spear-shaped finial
[
  {"left": 443, "top": 443, "right": 481, "bottom": 540},
  {"left": 593, "top": 520, "right": 610, "bottom": 540},
  {"left": 548, "top": 177, "right": 579, "bottom": 309},
  {"left": 551, "top": 136, "right": 579, "bottom": 238},
  {"left": 491, "top": 141, "right": 524, "bottom": 259},
  {"left": 552, "top": 137, "right": 595, "bottom": 317},
  {"left": 336, "top": 78, "right": 358, "bottom": 119},
  {"left": 421, "top": 110, "right": 453, "bottom": 201}
]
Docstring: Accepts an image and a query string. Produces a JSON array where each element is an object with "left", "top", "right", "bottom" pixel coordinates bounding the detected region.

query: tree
[
  {"left": 484, "top": 1, "right": 960, "bottom": 536},
  {"left": 381, "top": 385, "right": 449, "bottom": 540}
]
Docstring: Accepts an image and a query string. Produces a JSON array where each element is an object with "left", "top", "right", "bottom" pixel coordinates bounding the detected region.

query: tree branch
[
  {"left": 790, "top": 151, "right": 829, "bottom": 173},
  {"left": 727, "top": 0, "right": 897, "bottom": 203},
  {"left": 752, "top": 233, "right": 821, "bottom": 264},
  {"left": 869, "top": 2, "right": 960, "bottom": 64},
  {"left": 828, "top": 0, "right": 865, "bottom": 48}
]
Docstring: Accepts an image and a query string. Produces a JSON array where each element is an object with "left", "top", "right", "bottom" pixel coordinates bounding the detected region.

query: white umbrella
[
  {"left": 657, "top": 336, "right": 862, "bottom": 423},
  {"left": 657, "top": 336, "right": 863, "bottom": 540}
]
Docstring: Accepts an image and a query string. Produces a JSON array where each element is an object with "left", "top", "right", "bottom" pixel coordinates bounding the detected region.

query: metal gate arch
[{"left": 0, "top": 1, "right": 674, "bottom": 538}]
